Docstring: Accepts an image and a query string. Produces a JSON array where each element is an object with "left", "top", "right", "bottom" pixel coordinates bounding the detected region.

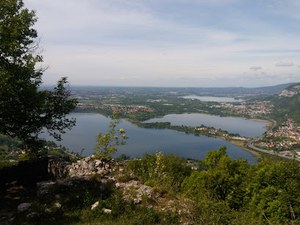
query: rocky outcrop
[
  {"left": 47, "top": 156, "right": 116, "bottom": 179},
  {"left": 115, "top": 180, "right": 154, "bottom": 204},
  {"left": 2, "top": 155, "right": 196, "bottom": 225},
  {"left": 65, "top": 156, "right": 115, "bottom": 178},
  {"left": 48, "top": 157, "right": 70, "bottom": 179}
]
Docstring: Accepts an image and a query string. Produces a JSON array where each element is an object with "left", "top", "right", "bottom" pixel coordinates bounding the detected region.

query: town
[
  {"left": 219, "top": 101, "right": 273, "bottom": 117},
  {"left": 253, "top": 119, "right": 300, "bottom": 158},
  {"left": 77, "top": 102, "right": 153, "bottom": 115}
]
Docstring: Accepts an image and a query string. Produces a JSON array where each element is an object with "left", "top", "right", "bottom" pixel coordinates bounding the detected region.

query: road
[
  {"left": 247, "top": 140, "right": 299, "bottom": 161},
  {"left": 245, "top": 118, "right": 300, "bottom": 161}
]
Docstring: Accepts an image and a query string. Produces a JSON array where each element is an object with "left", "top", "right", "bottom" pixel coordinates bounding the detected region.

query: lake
[
  {"left": 41, "top": 113, "right": 257, "bottom": 163},
  {"left": 181, "top": 95, "right": 244, "bottom": 102},
  {"left": 145, "top": 113, "right": 269, "bottom": 137}
]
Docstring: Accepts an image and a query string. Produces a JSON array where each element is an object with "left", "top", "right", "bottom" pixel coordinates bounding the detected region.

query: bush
[{"left": 126, "top": 152, "right": 191, "bottom": 193}]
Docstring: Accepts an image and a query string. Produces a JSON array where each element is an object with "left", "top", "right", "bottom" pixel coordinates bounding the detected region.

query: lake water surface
[
  {"left": 182, "top": 95, "right": 243, "bottom": 102},
  {"left": 145, "top": 113, "right": 268, "bottom": 137},
  {"left": 41, "top": 113, "right": 258, "bottom": 163}
]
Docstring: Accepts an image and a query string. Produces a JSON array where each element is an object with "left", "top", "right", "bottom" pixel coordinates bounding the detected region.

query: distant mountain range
[
  {"left": 42, "top": 82, "right": 299, "bottom": 99},
  {"left": 63, "top": 82, "right": 298, "bottom": 97},
  {"left": 170, "top": 83, "right": 297, "bottom": 97}
]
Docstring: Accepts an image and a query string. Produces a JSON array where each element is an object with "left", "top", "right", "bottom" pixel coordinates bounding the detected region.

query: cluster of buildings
[
  {"left": 220, "top": 101, "right": 273, "bottom": 117},
  {"left": 279, "top": 85, "right": 300, "bottom": 97},
  {"left": 267, "top": 119, "right": 300, "bottom": 141},
  {"left": 254, "top": 119, "right": 300, "bottom": 154},
  {"left": 194, "top": 126, "right": 223, "bottom": 136},
  {"left": 77, "top": 102, "right": 153, "bottom": 114}
]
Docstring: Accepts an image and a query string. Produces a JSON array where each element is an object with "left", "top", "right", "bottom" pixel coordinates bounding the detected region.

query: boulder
[
  {"left": 17, "top": 203, "right": 31, "bottom": 213},
  {"left": 103, "top": 208, "right": 112, "bottom": 214},
  {"left": 91, "top": 201, "right": 99, "bottom": 210}
]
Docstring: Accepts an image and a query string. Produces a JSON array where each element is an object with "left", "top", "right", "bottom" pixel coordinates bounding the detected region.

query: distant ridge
[
  {"left": 269, "top": 83, "right": 300, "bottom": 124},
  {"left": 62, "top": 82, "right": 296, "bottom": 97}
]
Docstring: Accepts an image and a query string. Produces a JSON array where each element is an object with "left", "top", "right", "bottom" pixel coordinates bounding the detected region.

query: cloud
[
  {"left": 265, "top": 0, "right": 300, "bottom": 21},
  {"left": 249, "top": 66, "right": 262, "bottom": 71},
  {"left": 275, "top": 62, "right": 294, "bottom": 67},
  {"left": 24, "top": 0, "right": 300, "bottom": 87}
]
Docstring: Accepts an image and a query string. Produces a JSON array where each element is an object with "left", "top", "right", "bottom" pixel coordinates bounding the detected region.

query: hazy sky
[{"left": 25, "top": 0, "right": 300, "bottom": 87}]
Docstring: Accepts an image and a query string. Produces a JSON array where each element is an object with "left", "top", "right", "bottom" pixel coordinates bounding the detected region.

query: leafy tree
[
  {"left": 0, "top": 0, "right": 77, "bottom": 151},
  {"left": 182, "top": 147, "right": 249, "bottom": 208},
  {"left": 248, "top": 159, "right": 300, "bottom": 224},
  {"left": 95, "top": 113, "right": 127, "bottom": 158},
  {"left": 204, "top": 146, "right": 227, "bottom": 168}
]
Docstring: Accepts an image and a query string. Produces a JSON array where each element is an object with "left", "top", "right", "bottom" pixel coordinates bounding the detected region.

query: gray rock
[
  {"left": 133, "top": 198, "right": 142, "bottom": 204},
  {"left": 17, "top": 203, "right": 31, "bottom": 213},
  {"left": 54, "top": 202, "right": 62, "bottom": 208},
  {"left": 37, "top": 181, "right": 55, "bottom": 196},
  {"left": 91, "top": 201, "right": 99, "bottom": 210},
  {"left": 102, "top": 208, "right": 112, "bottom": 214},
  {"left": 63, "top": 156, "right": 114, "bottom": 178},
  {"left": 26, "top": 212, "right": 38, "bottom": 219},
  {"left": 137, "top": 185, "right": 152, "bottom": 198},
  {"left": 95, "top": 160, "right": 102, "bottom": 167},
  {"left": 97, "top": 168, "right": 105, "bottom": 174},
  {"left": 88, "top": 161, "right": 95, "bottom": 171},
  {"left": 84, "top": 157, "right": 90, "bottom": 162},
  {"left": 82, "top": 161, "right": 89, "bottom": 169}
]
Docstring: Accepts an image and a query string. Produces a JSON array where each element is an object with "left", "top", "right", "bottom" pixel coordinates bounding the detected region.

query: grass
[{"left": 70, "top": 205, "right": 178, "bottom": 225}]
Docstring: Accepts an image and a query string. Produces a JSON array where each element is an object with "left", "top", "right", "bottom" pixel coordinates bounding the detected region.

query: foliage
[
  {"left": 95, "top": 113, "right": 127, "bottom": 158},
  {"left": 126, "top": 152, "right": 191, "bottom": 192},
  {"left": 248, "top": 159, "right": 300, "bottom": 224},
  {"left": 269, "top": 92, "right": 300, "bottom": 124},
  {"left": 0, "top": 134, "right": 21, "bottom": 160},
  {"left": 0, "top": 0, "right": 77, "bottom": 151},
  {"left": 4, "top": 148, "right": 300, "bottom": 224},
  {"left": 182, "top": 147, "right": 300, "bottom": 224},
  {"left": 0, "top": 134, "right": 21, "bottom": 148},
  {"left": 182, "top": 147, "right": 249, "bottom": 209}
]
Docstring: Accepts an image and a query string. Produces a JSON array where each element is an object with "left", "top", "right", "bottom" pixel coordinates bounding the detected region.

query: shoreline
[
  {"left": 130, "top": 114, "right": 274, "bottom": 161},
  {"left": 70, "top": 112, "right": 280, "bottom": 161},
  {"left": 211, "top": 134, "right": 262, "bottom": 159},
  {"left": 226, "top": 139, "right": 262, "bottom": 159}
]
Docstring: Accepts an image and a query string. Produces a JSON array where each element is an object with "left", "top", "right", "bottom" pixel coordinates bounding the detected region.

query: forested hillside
[{"left": 269, "top": 83, "right": 300, "bottom": 124}]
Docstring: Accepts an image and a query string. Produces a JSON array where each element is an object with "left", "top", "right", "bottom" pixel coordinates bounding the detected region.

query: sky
[{"left": 24, "top": 0, "right": 300, "bottom": 87}]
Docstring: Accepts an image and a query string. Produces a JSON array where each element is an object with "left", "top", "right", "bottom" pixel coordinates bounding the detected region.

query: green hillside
[{"left": 269, "top": 84, "right": 300, "bottom": 124}]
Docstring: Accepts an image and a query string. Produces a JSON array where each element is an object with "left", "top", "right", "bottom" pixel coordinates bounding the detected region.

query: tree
[
  {"left": 0, "top": 0, "right": 77, "bottom": 151},
  {"left": 204, "top": 146, "right": 227, "bottom": 169},
  {"left": 95, "top": 113, "right": 127, "bottom": 158},
  {"left": 248, "top": 159, "right": 300, "bottom": 224},
  {"left": 183, "top": 147, "right": 249, "bottom": 207}
]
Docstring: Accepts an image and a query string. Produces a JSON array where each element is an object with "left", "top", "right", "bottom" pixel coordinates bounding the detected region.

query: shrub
[
  {"left": 95, "top": 113, "right": 127, "bottom": 159},
  {"left": 126, "top": 152, "right": 191, "bottom": 193}
]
